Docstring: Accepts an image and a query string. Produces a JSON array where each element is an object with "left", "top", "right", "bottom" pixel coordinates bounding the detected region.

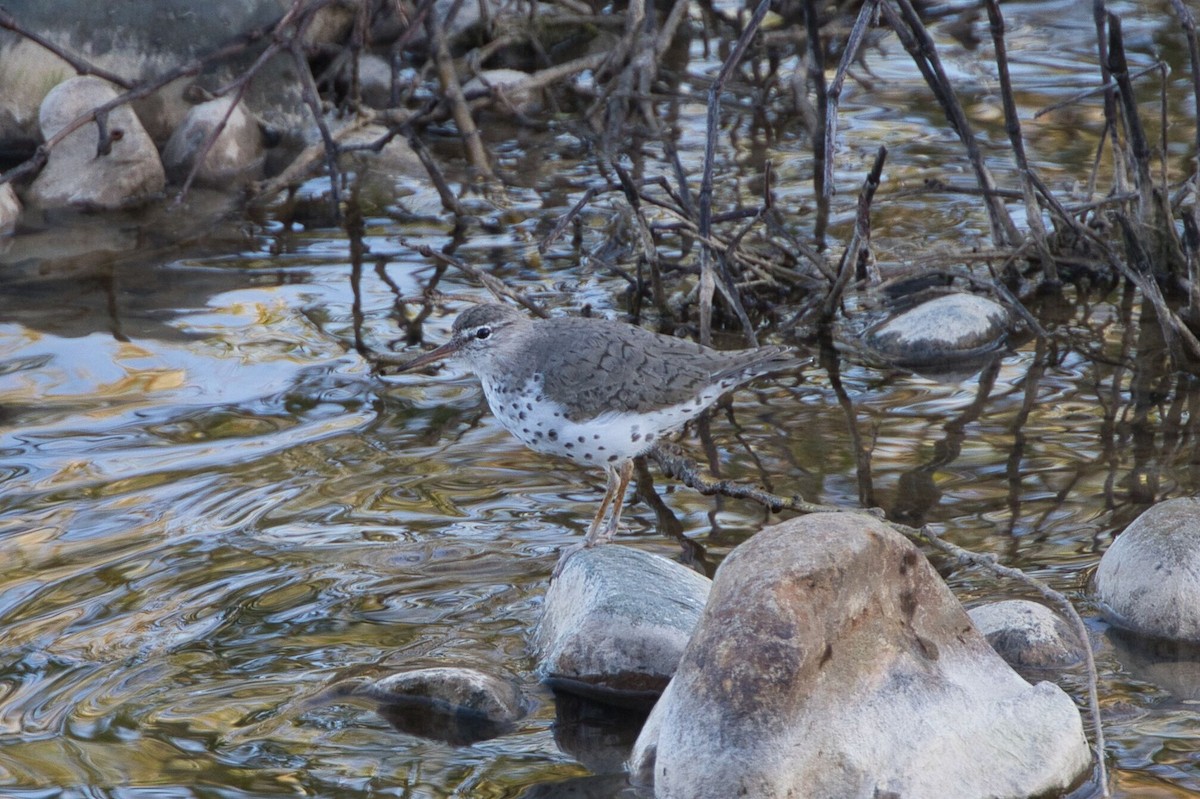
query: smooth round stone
[
  {"left": 27, "top": 76, "right": 165, "bottom": 211},
  {"left": 162, "top": 96, "right": 265, "bottom": 186},
  {"left": 345, "top": 666, "right": 527, "bottom": 744},
  {"left": 534, "top": 545, "right": 710, "bottom": 707},
  {"left": 969, "top": 599, "right": 1085, "bottom": 671},
  {"left": 353, "top": 53, "right": 396, "bottom": 110},
  {"left": 866, "top": 293, "right": 1009, "bottom": 366},
  {"left": 350, "top": 666, "right": 526, "bottom": 723},
  {"left": 1095, "top": 497, "right": 1200, "bottom": 642},
  {"left": 334, "top": 121, "right": 424, "bottom": 178}
]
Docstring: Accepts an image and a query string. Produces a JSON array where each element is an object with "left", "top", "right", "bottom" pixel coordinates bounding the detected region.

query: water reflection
[{"left": 1, "top": 6, "right": 1200, "bottom": 799}]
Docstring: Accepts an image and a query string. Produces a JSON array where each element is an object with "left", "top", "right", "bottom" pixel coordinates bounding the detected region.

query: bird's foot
[
  {"left": 551, "top": 538, "right": 601, "bottom": 580},
  {"left": 598, "top": 521, "right": 625, "bottom": 544}
]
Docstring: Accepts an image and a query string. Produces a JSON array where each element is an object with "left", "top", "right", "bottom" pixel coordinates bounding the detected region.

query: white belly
[{"left": 479, "top": 374, "right": 723, "bottom": 466}]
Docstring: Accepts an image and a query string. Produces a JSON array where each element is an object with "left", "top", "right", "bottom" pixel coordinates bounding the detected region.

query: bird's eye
[{"left": 475, "top": 326, "right": 492, "bottom": 340}]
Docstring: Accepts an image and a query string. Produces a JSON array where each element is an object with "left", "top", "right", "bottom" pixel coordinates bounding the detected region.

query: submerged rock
[
  {"left": 969, "top": 599, "right": 1085, "bottom": 672},
  {"left": 1105, "top": 629, "right": 1200, "bottom": 701},
  {"left": 351, "top": 665, "right": 525, "bottom": 721},
  {"left": 162, "top": 96, "right": 265, "bottom": 187},
  {"left": 534, "top": 545, "right": 710, "bottom": 707},
  {"left": 551, "top": 690, "right": 653, "bottom": 777},
  {"left": 27, "top": 76, "right": 165, "bottom": 211},
  {"left": 1095, "top": 497, "right": 1200, "bottom": 642},
  {"left": 348, "top": 666, "right": 526, "bottom": 744},
  {"left": 630, "top": 512, "right": 1091, "bottom": 799},
  {"left": 865, "top": 293, "right": 1009, "bottom": 367},
  {"left": 334, "top": 121, "right": 424, "bottom": 178}
]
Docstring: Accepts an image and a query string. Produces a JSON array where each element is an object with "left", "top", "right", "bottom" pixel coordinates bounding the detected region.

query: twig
[
  {"left": 697, "top": 0, "right": 771, "bottom": 346},
  {"left": 174, "top": 79, "right": 259, "bottom": 203},
  {"left": 816, "top": 145, "right": 886, "bottom": 327},
  {"left": 406, "top": 128, "right": 469, "bottom": 217},
  {"left": 1032, "top": 63, "right": 1162, "bottom": 119},
  {"left": 803, "top": 0, "right": 830, "bottom": 248},
  {"left": 251, "top": 114, "right": 373, "bottom": 203},
  {"left": 1106, "top": 12, "right": 1153, "bottom": 217},
  {"left": 852, "top": 145, "right": 886, "bottom": 284},
  {"left": 823, "top": 0, "right": 880, "bottom": 202},
  {"left": 539, "top": 185, "right": 608, "bottom": 254},
  {"left": 915, "top": 526, "right": 1109, "bottom": 796},
  {"left": 426, "top": 4, "right": 494, "bottom": 179},
  {"left": 0, "top": 7, "right": 135, "bottom": 89},
  {"left": 880, "top": 0, "right": 1020, "bottom": 247},
  {"left": 289, "top": 33, "right": 343, "bottom": 216},
  {"left": 1168, "top": 0, "right": 1200, "bottom": 313},
  {"left": 1089, "top": 2, "right": 1127, "bottom": 203},
  {"left": 984, "top": 0, "right": 1058, "bottom": 285},
  {"left": 649, "top": 443, "right": 833, "bottom": 513},
  {"left": 1170, "top": 0, "right": 1200, "bottom": 170},
  {"left": 398, "top": 240, "right": 549, "bottom": 317}
]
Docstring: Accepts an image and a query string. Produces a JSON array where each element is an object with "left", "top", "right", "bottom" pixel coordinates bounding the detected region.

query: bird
[{"left": 399, "top": 303, "right": 802, "bottom": 564}]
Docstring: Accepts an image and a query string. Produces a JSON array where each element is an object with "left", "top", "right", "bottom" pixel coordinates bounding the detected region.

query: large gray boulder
[
  {"left": 534, "top": 545, "right": 710, "bottom": 707},
  {"left": 26, "top": 76, "right": 165, "bottom": 210},
  {"left": 630, "top": 512, "right": 1092, "bottom": 799},
  {"left": 1095, "top": 497, "right": 1200, "bottom": 642}
]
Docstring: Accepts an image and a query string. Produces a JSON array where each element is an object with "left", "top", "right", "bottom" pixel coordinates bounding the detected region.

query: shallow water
[{"left": 2, "top": 2, "right": 1200, "bottom": 796}]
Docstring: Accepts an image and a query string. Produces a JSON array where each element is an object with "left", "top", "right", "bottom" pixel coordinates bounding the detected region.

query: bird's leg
[
  {"left": 598, "top": 459, "right": 634, "bottom": 543},
  {"left": 583, "top": 463, "right": 624, "bottom": 544},
  {"left": 582, "top": 463, "right": 621, "bottom": 547},
  {"left": 553, "top": 462, "right": 634, "bottom": 580}
]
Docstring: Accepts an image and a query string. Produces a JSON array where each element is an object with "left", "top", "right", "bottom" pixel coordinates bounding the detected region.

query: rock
[
  {"left": 354, "top": 54, "right": 397, "bottom": 110},
  {"left": 0, "top": 37, "right": 73, "bottom": 152},
  {"left": 463, "top": 69, "right": 541, "bottom": 114},
  {"left": 162, "top": 96, "right": 265, "bottom": 186},
  {"left": 630, "top": 512, "right": 1092, "bottom": 799},
  {"left": 0, "top": 182, "right": 20, "bottom": 234},
  {"left": 514, "top": 774, "right": 633, "bottom": 798},
  {"left": 534, "top": 545, "right": 711, "bottom": 707},
  {"left": 370, "top": 0, "right": 498, "bottom": 55},
  {"left": 334, "top": 121, "right": 424, "bottom": 178},
  {"left": 0, "top": 2, "right": 330, "bottom": 153},
  {"left": 1095, "top": 497, "right": 1200, "bottom": 642},
  {"left": 968, "top": 599, "right": 1085, "bottom": 671},
  {"left": 866, "top": 293, "right": 1009, "bottom": 367},
  {"left": 26, "top": 76, "right": 165, "bottom": 211},
  {"left": 351, "top": 665, "right": 525, "bottom": 721},
  {"left": 348, "top": 666, "right": 526, "bottom": 744}
]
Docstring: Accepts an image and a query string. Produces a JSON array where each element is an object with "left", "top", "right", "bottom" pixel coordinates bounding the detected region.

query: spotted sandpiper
[{"left": 400, "top": 303, "right": 802, "bottom": 560}]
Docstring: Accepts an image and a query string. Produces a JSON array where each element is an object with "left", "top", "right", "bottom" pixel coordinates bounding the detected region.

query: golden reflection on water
[
  {"left": 2, "top": 9, "right": 1200, "bottom": 799},
  {"left": 8, "top": 285, "right": 1200, "bottom": 796}
]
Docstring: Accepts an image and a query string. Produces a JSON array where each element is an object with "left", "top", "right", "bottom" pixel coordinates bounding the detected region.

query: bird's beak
[{"left": 397, "top": 337, "right": 463, "bottom": 372}]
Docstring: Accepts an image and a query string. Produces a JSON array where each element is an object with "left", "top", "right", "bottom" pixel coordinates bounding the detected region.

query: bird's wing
[{"left": 535, "top": 318, "right": 794, "bottom": 419}]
